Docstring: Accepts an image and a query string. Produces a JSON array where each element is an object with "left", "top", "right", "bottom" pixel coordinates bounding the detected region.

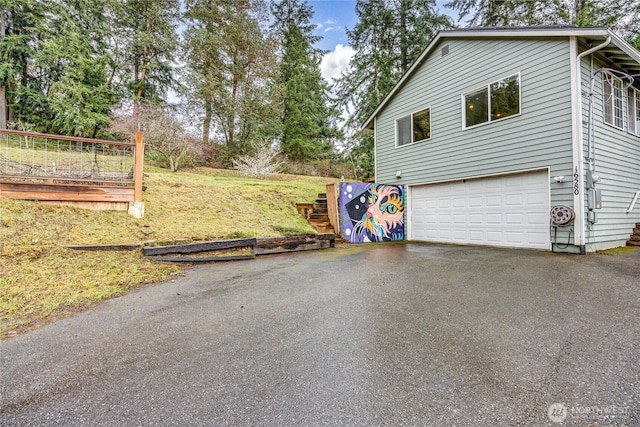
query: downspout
[{"left": 574, "top": 36, "right": 611, "bottom": 253}]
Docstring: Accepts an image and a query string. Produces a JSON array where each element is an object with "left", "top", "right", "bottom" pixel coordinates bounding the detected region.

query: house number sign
[{"left": 574, "top": 167, "right": 580, "bottom": 195}]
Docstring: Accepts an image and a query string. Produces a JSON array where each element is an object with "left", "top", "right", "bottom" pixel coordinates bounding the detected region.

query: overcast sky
[{"left": 310, "top": 0, "right": 460, "bottom": 83}]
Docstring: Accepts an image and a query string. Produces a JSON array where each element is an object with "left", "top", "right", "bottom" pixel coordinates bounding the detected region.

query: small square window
[{"left": 396, "top": 108, "right": 431, "bottom": 147}]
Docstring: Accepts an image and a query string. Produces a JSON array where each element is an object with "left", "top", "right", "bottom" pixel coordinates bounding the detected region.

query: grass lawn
[{"left": 0, "top": 166, "right": 337, "bottom": 340}]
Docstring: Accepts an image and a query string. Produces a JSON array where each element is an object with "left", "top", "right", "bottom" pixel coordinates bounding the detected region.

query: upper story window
[
  {"left": 463, "top": 73, "right": 521, "bottom": 129},
  {"left": 396, "top": 107, "right": 431, "bottom": 147},
  {"left": 627, "top": 86, "right": 640, "bottom": 136},
  {"left": 603, "top": 72, "right": 624, "bottom": 129}
]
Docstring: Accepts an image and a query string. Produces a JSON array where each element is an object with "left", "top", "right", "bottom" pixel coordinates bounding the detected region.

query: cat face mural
[{"left": 340, "top": 183, "right": 405, "bottom": 243}]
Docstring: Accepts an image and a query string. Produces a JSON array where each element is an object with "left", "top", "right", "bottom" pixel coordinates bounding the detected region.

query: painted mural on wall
[{"left": 339, "top": 182, "right": 405, "bottom": 243}]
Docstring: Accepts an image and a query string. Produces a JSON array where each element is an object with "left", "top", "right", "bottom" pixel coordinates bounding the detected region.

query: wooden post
[
  {"left": 134, "top": 131, "right": 144, "bottom": 202},
  {"left": 326, "top": 183, "right": 339, "bottom": 236}
]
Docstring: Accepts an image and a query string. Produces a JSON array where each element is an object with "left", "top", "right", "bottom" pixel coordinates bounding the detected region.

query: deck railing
[{"left": 0, "top": 130, "right": 144, "bottom": 205}]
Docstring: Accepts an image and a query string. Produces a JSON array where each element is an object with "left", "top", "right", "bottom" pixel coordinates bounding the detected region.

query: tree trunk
[
  {"left": 203, "top": 101, "right": 212, "bottom": 144},
  {"left": 0, "top": 6, "right": 6, "bottom": 130}
]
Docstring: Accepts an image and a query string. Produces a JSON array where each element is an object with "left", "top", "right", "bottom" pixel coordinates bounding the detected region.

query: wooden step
[
  {"left": 628, "top": 235, "right": 640, "bottom": 242},
  {"left": 627, "top": 240, "right": 640, "bottom": 246}
]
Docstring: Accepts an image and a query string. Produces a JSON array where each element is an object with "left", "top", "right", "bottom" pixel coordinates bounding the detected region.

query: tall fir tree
[
  {"left": 270, "top": 0, "right": 338, "bottom": 162},
  {"left": 336, "top": 0, "right": 452, "bottom": 179},
  {"left": 0, "top": 0, "right": 47, "bottom": 130},
  {"left": 182, "top": 0, "right": 281, "bottom": 162},
  {"left": 112, "top": 0, "right": 180, "bottom": 114},
  {"left": 446, "top": 0, "right": 635, "bottom": 34}
]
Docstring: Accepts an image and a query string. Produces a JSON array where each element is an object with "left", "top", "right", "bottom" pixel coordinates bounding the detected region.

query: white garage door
[{"left": 409, "top": 170, "right": 550, "bottom": 249}]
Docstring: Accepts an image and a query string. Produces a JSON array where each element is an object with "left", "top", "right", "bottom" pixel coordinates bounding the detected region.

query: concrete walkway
[{"left": 1, "top": 244, "right": 638, "bottom": 426}]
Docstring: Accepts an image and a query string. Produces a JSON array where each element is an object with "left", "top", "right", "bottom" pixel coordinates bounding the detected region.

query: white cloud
[
  {"left": 324, "top": 19, "right": 337, "bottom": 25},
  {"left": 324, "top": 26, "right": 341, "bottom": 33},
  {"left": 320, "top": 44, "right": 355, "bottom": 83}
]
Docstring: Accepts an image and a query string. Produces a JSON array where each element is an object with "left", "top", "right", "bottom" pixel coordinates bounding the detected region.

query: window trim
[
  {"left": 461, "top": 72, "right": 522, "bottom": 130},
  {"left": 627, "top": 85, "right": 640, "bottom": 137},
  {"left": 602, "top": 71, "right": 625, "bottom": 130},
  {"left": 395, "top": 106, "right": 432, "bottom": 148}
]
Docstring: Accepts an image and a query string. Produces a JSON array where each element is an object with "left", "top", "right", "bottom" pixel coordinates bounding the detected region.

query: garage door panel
[
  {"left": 486, "top": 213, "right": 502, "bottom": 224},
  {"left": 505, "top": 194, "right": 523, "bottom": 205},
  {"left": 486, "top": 195, "right": 503, "bottom": 206},
  {"left": 410, "top": 171, "right": 550, "bottom": 249}
]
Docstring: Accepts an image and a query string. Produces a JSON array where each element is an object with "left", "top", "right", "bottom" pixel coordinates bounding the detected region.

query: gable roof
[{"left": 362, "top": 26, "right": 640, "bottom": 130}]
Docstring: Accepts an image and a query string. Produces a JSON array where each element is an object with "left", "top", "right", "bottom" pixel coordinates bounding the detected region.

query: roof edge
[{"left": 361, "top": 26, "right": 615, "bottom": 130}]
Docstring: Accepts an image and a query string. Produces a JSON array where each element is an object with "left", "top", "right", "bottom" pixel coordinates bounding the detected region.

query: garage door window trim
[
  {"left": 395, "top": 107, "right": 432, "bottom": 148},
  {"left": 462, "top": 72, "right": 521, "bottom": 129}
]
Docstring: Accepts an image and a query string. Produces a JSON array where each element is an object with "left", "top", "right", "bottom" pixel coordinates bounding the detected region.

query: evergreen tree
[
  {"left": 37, "top": 0, "right": 117, "bottom": 136},
  {"left": 0, "top": 0, "right": 46, "bottom": 130},
  {"left": 182, "top": 0, "right": 281, "bottom": 163},
  {"left": 446, "top": 0, "right": 634, "bottom": 31},
  {"left": 113, "top": 0, "right": 180, "bottom": 112},
  {"left": 270, "top": 0, "right": 338, "bottom": 161},
  {"left": 1, "top": 0, "right": 121, "bottom": 136},
  {"left": 336, "top": 0, "right": 452, "bottom": 179}
]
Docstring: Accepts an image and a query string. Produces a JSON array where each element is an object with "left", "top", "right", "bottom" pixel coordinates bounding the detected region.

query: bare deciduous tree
[
  {"left": 232, "top": 143, "right": 282, "bottom": 179},
  {"left": 110, "top": 103, "right": 203, "bottom": 172}
]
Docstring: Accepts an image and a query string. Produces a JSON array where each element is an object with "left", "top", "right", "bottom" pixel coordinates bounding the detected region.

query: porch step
[{"left": 625, "top": 223, "right": 640, "bottom": 247}]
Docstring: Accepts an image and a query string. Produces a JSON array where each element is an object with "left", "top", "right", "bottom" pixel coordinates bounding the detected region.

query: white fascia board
[
  {"left": 607, "top": 30, "right": 640, "bottom": 65},
  {"left": 442, "top": 27, "right": 609, "bottom": 39}
]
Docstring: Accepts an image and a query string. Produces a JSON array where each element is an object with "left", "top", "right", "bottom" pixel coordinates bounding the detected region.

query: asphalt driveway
[{"left": 1, "top": 243, "right": 639, "bottom": 426}]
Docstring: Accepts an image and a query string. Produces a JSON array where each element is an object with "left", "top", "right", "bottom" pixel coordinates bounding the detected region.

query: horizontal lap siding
[
  {"left": 581, "top": 57, "right": 640, "bottom": 247},
  {"left": 375, "top": 38, "right": 575, "bottom": 211}
]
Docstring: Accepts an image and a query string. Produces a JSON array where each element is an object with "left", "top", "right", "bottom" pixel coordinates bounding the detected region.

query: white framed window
[
  {"left": 396, "top": 107, "right": 431, "bottom": 147},
  {"left": 603, "top": 72, "right": 624, "bottom": 129},
  {"left": 462, "top": 73, "right": 521, "bottom": 129},
  {"left": 627, "top": 86, "right": 640, "bottom": 136}
]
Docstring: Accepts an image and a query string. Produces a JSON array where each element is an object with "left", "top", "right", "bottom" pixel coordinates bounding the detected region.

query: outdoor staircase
[
  {"left": 308, "top": 193, "right": 334, "bottom": 234},
  {"left": 627, "top": 223, "right": 640, "bottom": 246},
  {"left": 297, "top": 193, "right": 341, "bottom": 239}
]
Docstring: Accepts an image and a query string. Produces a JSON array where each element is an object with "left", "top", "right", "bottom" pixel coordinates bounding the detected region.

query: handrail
[
  {"left": 0, "top": 129, "right": 134, "bottom": 147},
  {"left": 627, "top": 191, "right": 640, "bottom": 214}
]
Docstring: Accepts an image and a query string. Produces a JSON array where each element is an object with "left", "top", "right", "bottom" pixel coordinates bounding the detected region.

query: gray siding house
[{"left": 363, "top": 26, "right": 640, "bottom": 253}]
